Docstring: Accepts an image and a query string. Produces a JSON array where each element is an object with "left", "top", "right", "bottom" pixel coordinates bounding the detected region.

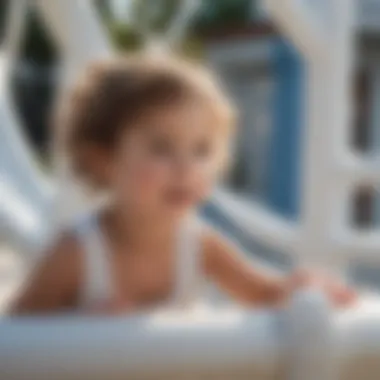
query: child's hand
[
  {"left": 88, "top": 297, "right": 131, "bottom": 315},
  {"left": 287, "top": 269, "right": 357, "bottom": 308}
]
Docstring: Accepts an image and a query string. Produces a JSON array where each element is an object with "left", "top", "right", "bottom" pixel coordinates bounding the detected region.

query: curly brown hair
[{"left": 56, "top": 53, "right": 235, "bottom": 189}]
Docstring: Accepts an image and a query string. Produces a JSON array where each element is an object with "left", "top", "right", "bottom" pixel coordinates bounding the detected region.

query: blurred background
[
  {"left": 4, "top": 0, "right": 380, "bottom": 220},
  {"left": 2, "top": 0, "right": 380, "bottom": 306}
]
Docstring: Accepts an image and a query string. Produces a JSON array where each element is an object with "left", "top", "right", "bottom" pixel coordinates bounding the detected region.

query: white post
[
  {"left": 285, "top": 290, "right": 335, "bottom": 380},
  {"left": 296, "top": 0, "right": 357, "bottom": 270},
  {"left": 264, "top": 0, "right": 329, "bottom": 62}
]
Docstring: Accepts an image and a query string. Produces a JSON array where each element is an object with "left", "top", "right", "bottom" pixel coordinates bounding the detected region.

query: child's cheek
[
  {"left": 131, "top": 160, "right": 169, "bottom": 195},
  {"left": 200, "top": 174, "right": 216, "bottom": 199}
]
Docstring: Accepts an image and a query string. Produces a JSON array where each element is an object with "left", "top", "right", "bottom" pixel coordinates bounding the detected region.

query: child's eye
[
  {"left": 149, "top": 138, "right": 173, "bottom": 157},
  {"left": 194, "top": 141, "right": 212, "bottom": 159}
]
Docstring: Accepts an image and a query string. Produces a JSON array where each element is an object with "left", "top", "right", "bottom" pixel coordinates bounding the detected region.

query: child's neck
[{"left": 102, "top": 203, "right": 181, "bottom": 251}]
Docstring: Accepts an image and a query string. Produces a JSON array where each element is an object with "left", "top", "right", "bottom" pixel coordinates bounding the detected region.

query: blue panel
[{"left": 267, "top": 38, "right": 304, "bottom": 219}]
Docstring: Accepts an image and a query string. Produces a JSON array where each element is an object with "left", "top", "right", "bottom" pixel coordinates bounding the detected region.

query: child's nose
[{"left": 174, "top": 155, "right": 195, "bottom": 181}]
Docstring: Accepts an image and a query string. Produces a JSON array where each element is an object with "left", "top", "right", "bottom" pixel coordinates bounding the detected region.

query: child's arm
[
  {"left": 203, "top": 228, "right": 355, "bottom": 307},
  {"left": 8, "top": 235, "right": 81, "bottom": 315}
]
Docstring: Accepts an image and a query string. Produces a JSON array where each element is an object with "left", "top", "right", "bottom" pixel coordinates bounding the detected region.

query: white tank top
[{"left": 74, "top": 211, "right": 203, "bottom": 311}]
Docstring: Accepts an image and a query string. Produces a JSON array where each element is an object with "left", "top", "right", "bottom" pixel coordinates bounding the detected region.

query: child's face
[{"left": 110, "top": 102, "right": 224, "bottom": 219}]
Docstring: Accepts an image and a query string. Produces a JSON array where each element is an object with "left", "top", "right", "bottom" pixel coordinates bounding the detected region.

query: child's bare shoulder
[
  {"left": 45, "top": 231, "right": 82, "bottom": 266},
  {"left": 25, "top": 227, "right": 84, "bottom": 291},
  {"left": 9, "top": 231, "right": 84, "bottom": 314},
  {"left": 42, "top": 212, "right": 92, "bottom": 272}
]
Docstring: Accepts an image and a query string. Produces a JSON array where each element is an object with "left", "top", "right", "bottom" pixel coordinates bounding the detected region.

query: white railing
[{"left": 0, "top": 291, "right": 380, "bottom": 380}]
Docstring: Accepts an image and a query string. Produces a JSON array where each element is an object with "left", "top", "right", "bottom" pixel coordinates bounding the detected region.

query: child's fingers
[
  {"left": 88, "top": 298, "right": 129, "bottom": 315},
  {"left": 87, "top": 302, "right": 115, "bottom": 315},
  {"left": 319, "top": 275, "right": 357, "bottom": 307},
  {"left": 288, "top": 268, "right": 319, "bottom": 289},
  {"left": 290, "top": 268, "right": 357, "bottom": 308}
]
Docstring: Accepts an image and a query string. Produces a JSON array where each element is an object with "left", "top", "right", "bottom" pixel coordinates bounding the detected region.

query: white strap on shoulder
[
  {"left": 173, "top": 215, "right": 203, "bottom": 308},
  {"left": 75, "top": 212, "right": 114, "bottom": 308}
]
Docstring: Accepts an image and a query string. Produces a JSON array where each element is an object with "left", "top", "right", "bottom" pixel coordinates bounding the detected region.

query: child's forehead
[{"left": 129, "top": 100, "right": 219, "bottom": 136}]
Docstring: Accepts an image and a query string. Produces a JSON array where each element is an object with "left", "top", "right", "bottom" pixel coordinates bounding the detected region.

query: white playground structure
[{"left": 3, "top": 0, "right": 380, "bottom": 379}]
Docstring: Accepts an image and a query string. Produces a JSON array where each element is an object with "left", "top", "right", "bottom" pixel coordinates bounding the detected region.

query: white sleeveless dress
[{"left": 74, "top": 211, "right": 203, "bottom": 311}]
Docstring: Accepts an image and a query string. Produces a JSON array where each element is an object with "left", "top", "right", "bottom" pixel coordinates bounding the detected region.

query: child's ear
[{"left": 74, "top": 143, "right": 114, "bottom": 190}]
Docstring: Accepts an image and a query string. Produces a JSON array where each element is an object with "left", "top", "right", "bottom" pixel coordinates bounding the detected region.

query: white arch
[
  {"left": 0, "top": 1, "right": 53, "bottom": 254},
  {"left": 0, "top": 0, "right": 112, "bottom": 253}
]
